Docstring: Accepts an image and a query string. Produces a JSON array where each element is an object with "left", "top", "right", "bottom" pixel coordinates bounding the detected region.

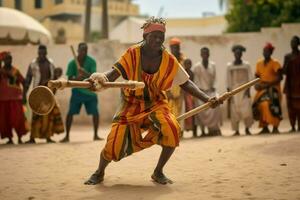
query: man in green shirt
[{"left": 61, "top": 43, "right": 102, "bottom": 142}]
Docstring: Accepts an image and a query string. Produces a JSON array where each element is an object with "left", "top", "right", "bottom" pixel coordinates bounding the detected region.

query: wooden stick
[
  {"left": 47, "top": 79, "right": 145, "bottom": 90},
  {"left": 70, "top": 45, "right": 81, "bottom": 70},
  {"left": 177, "top": 78, "right": 260, "bottom": 121}
]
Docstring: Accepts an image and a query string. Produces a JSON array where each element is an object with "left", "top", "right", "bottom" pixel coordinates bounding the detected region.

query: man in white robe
[
  {"left": 193, "top": 47, "right": 222, "bottom": 136},
  {"left": 227, "top": 45, "right": 253, "bottom": 135}
]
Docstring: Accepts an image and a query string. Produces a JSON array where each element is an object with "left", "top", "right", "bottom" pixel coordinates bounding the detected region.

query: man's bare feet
[
  {"left": 289, "top": 127, "right": 296, "bottom": 133},
  {"left": 232, "top": 131, "right": 240, "bottom": 136},
  {"left": 151, "top": 172, "right": 173, "bottom": 185},
  {"left": 46, "top": 138, "right": 55, "bottom": 143},
  {"left": 60, "top": 137, "right": 69, "bottom": 143},
  {"left": 93, "top": 136, "right": 104, "bottom": 141},
  {"left": 84, "top": 171, "right": 104, "bottom": 185},
  {"left": 18, "top": 137, "right": 23, "bottom": 144},
  {"left": 25, "top": 138, "right": 36, "bottom": 144},
  {"left": 272, "top": 127, "right": 280, "bottom": 134},
  {"left": 259, "top": 127, "right": 270, "bottom": 134},
  {"left": 245, "top": 128, "right": 252, "bottom": 135},
  {"left": 6, "top": 138, "right": 14, "bottom": 145}
]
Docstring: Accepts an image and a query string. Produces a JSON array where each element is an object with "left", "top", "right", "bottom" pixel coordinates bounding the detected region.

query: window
[
  {"left": 15, "top": 0, "right": 22, "bottom": 10},
  {"left": 54, "top": 0, "right": 63, "bottom": 4},
  {"left": 35, "top": 0, "right": 43, "bottom": 8}
]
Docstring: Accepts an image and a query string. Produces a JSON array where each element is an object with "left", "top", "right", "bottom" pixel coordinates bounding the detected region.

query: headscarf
[
  {"left": 264, "top": 42, "right": 275, "bottom": 52},
  {"left": 143, "top": 23, "right": 166, "bottom": 35},
  {"left": 0, "top": 51, "right": 10, "bottom": 61},
  {"left": 169, "top": 37, "right": 181, "bottom": 46}
]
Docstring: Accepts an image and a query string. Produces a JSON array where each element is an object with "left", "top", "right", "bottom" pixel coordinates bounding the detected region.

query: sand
[{"left": 1, "top": 120, "right": 300, "bottom": 200}]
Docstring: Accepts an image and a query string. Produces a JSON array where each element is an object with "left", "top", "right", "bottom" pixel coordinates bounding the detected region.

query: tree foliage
[{"left": 225, "top": 0, "right": 300, "bottom": 32}]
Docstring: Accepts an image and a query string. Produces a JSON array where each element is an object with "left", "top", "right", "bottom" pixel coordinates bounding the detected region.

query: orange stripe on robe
[
  {"left": 102, "top": 45, "right": 181, "bottom": 162},
  {"left": 254, "top": 58, "right": 282, "bottom": 127}
]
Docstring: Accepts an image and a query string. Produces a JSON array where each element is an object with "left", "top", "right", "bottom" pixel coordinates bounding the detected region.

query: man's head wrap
[
  {"left": 0, "top": 51, "right": 10, "bottom": 61},
  {"left": 264, "top": 42, "right": 275, "bottom": 52},
  {"left": 141, "top": 17, "right": 166, "bottom": 35},
  {"left": 169, "top": 37, "right": 181, "bottom": 46}
]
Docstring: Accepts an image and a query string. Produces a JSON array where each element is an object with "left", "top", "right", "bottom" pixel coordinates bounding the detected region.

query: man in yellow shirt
[{"left": 253, "top": 43, "right": 282, "bottom": 134}]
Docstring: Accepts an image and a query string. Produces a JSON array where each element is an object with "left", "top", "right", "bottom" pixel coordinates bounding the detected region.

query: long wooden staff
[
  {"left": 48, "top": 79, "right": 145, "bottom": 90},
  {"left": 177, "top": 78, "right": 260, "bottom": 121}
]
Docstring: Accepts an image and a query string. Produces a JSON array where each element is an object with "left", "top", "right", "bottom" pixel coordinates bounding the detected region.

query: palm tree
[
  {"left": 101, "top": 0, "right": 109, "bottom": 39},
  {"left": 84, "top": 0, "right": 92, "bottom": 42}
]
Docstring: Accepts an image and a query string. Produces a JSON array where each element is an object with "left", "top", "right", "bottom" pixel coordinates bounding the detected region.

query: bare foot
[
  {"left": 93, "top": 136, "right": 104, "bottom": 141},
  {"left": 259, "top": 127, "right": 270, "bottom": 134},
  {"left": 151, "top": 172, "right": 173, "bottom": 185},
  {"left": 60, "top": 137, "right": 69, "bottom": 143},
  {"left": 84, "top": 171, "right": 104, "bottom": 185},
  {"left": 6, "top": 139, "right": 14, "bottom": 145},
  {"left": 46, "top": 138, "right": 55, "bottom": 143},
  {"left": 25, "top": 138, "right": 36, "bottom": 144}
]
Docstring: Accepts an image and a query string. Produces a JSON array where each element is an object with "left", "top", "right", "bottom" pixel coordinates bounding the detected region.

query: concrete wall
[{"left": 1, "top": 23, "right": 299, "bottom": 124}]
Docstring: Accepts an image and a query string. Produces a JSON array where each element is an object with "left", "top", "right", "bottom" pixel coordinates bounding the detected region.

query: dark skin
[
  {"left": 23, "top": 48, "right": 55, "bottom": 143},
  {"left": 255, "top": 48, "right": 282, "bottom": 133},
  {"left": 2, "top": 55, "right": 24, "bottom": 144},
  {"left": 230, "top": 49, "right": 251, "bottom": 135},
  {"left": 61, "top": 45, "right": 101, "bottom": 142},
  {"left": 255, "top": 48, "right": 282, "bottom": 91},
  {"left": 84, "top": 31, "right": 220, "bottom": 185},
  {"left": 282, "top": 38, "right": 300, "bottom": 132}
]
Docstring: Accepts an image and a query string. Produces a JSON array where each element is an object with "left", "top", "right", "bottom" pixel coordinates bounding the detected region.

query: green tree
[{"left": 225, "top": 0, "right": 300, "bottom": 32}]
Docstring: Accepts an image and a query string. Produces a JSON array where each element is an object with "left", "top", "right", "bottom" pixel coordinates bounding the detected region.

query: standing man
[
  {"left": 60, "top": 43, "right": 101, "bottom": 142},
  {"left": 24, "top": 45, "right": 64, "bottom": 143},
  {"left": 167, "top": 37, "right": 184, "bottom": 118},
  {"left": 183, "top": 59, "right": 197, "bottom": 137},
  {"left": 282, "top": 36, "right": 300, "bottom": 132},
  {"left": 227, "top": 45, "right": 253, "bottom": 136},
  {"left": 253, "top": 43, "right": 282, "bottom": 134},
  {"left": 193, "top": 47, "right": 222, "bottom": 136},
  {"left": 0, "top": 52, "right": 28, "bottom": 144}
]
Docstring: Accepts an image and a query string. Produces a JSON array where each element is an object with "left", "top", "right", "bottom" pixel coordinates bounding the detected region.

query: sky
[{"left": 133, "top": 0, "right": 226, "bottom": 18}]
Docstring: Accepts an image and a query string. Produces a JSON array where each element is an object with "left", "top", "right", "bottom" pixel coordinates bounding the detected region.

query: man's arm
[
  {"left": 180, "top": 79, "right": 210, "bottom": 102},
  {"left": 23, "top": 65, "right": 33, "bottom": 102}
]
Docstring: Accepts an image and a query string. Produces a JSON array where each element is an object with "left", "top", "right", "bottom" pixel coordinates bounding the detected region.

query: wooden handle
[
  {"left": 70, "top": 45, "right": 81, "bottom": 70},
  {"left": 48, "top": 79, "right": 145, "bottom": 90},
  {"left": 177, "top": 78, "right": 260, "bottom": 121}
]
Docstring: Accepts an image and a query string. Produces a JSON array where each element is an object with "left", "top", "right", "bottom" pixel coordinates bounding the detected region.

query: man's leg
[
  {"left": 61, "top": 114, "right": 73, "bottom": 142},
  {"left": 92, "top": 114, "right": 102, "bottom": 140},
  {"left": 85, "top": 153, "right": 110, "bottom": 185},
  {"left": 151, "top": 146, "right": 175, "bottom": 184},
  {"left": 287, "top": 98, "right": 296, "bottom": 132}
]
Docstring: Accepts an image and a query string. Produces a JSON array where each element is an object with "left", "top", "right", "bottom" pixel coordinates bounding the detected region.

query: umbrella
[{"left": 0, "top": 7, "right": 52, "bottom": 44}]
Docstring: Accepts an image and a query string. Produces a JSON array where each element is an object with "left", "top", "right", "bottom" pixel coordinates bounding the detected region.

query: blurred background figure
[
  {"left": 193, "top": 47, "right": 222, "bottom": 137},
  {"left": 282, "top": 36, "right": 300, "bottom": 133},
  {"left": 183, "top": 59, "right": 197, "bottom": 137},
  {"left": 61, "top": 43, "right": 101, "bottom": 142},
  {"left": 227, "top": 45, "right": 253, "bottom": 136},
  {"left": 0, "top": 52, "right": 28, "bottom": 144},
  {"left": 23, "top": 45, "right": 64, "bottom": 143},
  {"left": 253, "top": 43, "right": 282, "bottom": 134},
  {"left": 167, "top": 37, "right": 185, "bottom": 119}
]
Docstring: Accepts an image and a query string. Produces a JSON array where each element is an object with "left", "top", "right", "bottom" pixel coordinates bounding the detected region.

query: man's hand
[
  {"left": 208, "top": 96, "right": 223, "bottom": 108},
  {"left": 87, "top": 72, "right": 108, "bottom": 92}
]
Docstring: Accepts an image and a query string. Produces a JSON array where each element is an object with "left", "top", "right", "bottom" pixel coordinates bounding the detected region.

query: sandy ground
[{"left": 1, "top": 120, "right": 300, "bottom": 200}]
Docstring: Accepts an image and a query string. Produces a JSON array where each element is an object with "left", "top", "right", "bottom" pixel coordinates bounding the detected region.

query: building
[
  {"left": 110, "top": 16, "right": 227, "bottom": 43},
  {"left": 0, "top": 0, "right": 139, "bottom": 43}
]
